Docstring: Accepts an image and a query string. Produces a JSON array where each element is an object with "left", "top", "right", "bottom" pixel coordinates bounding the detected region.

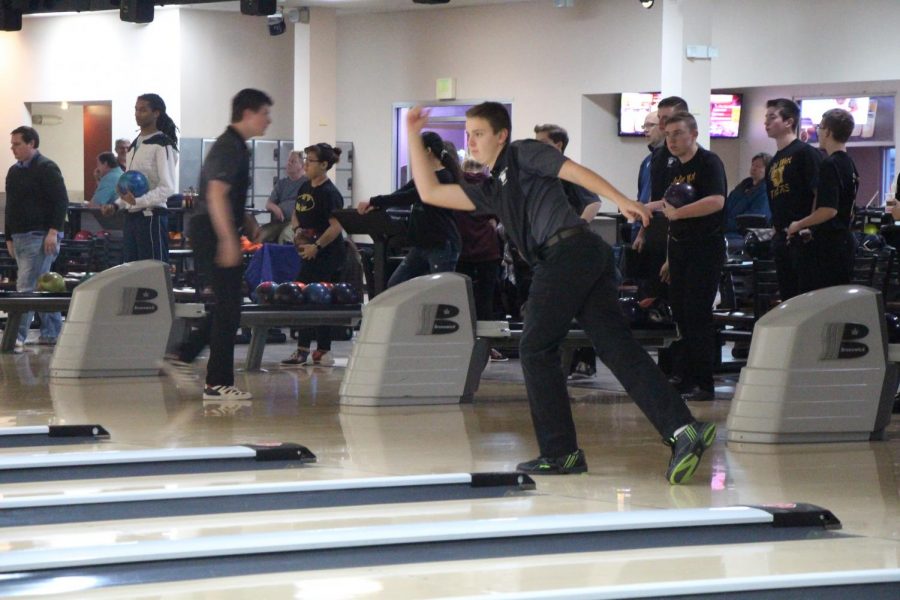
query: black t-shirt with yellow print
[
  {"left": 662, "top": 146, "right": 727, "bottom": 241},
  {"left": 766, "top": 139, "right": 822, "bottom": 230}
]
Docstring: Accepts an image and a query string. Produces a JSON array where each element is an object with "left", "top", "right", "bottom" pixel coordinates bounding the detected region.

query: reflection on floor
[{"left": 0, "top": 337, "right": 898, "bottom": 598}]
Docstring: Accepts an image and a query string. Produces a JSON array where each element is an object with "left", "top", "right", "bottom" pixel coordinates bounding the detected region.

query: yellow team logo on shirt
[
  {"left": 671, "top": 173, "right": 696, "bottom": 186},
  {"left": 295, "top": 193, "right": 315, "bottom": 212},
  {"left": 769, "top": 157, "right": 791, "bottom": 197}
]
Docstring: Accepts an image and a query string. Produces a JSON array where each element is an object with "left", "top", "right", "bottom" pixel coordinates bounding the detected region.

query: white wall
[
  {"left": 336, "top": 0, "right": 664, "bottom": 203},
  {"left": 179, "top": 9, "right": 295, "bottom": 140},
  {"left": 0, "top": 9, "right": 182, "bottom": 183},
  {"left": 30, "top": 102, "right": 85, "bottom": 200},
  {"left": 710, "top": 0, "right": 900, "bottom": 89}
]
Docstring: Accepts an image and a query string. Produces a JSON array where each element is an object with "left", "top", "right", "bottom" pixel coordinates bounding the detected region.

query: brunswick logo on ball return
[{"left": 418, "top": 304, "right": 460, "bottom": 335}]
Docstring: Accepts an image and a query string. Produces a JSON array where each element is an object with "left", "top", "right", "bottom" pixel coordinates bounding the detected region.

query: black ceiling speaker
[
  {"left": 0, "top": 1, "right": 22, "bottom": 31},
  {"left": 120, "top": 0, "right": 153, "bottom": 23},
  {"left": 241, "top": 0, "right": 277, "bottom": 16}
]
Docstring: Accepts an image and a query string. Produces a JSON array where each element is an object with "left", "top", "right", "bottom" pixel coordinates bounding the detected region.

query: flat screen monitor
[
  {"left": 619, "top": 92, "right": 661, "bottom": 137},
  {"left": 709, "top": 94, "right": 742, "bottom": 138},
  {"left": 618, "top": 92, "right": 743, "bottom": 138},
  {"left": 798, "top": 96, "right": 894, "bottom": 144}
]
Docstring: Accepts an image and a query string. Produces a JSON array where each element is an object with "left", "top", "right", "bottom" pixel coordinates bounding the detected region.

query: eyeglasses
[
  {"left": 642, "top": 123, "right": 659, "bottom": 131},
  {"left": 814, "top": 123, "right": 826, "bottom": 131}
]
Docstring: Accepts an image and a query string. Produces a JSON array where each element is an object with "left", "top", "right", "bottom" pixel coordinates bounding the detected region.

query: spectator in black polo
[{"left": 165, "top": 89, "right": 272, "bottom": 401}]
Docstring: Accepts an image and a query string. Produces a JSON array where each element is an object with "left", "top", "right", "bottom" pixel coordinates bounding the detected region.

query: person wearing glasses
[
  {"left": 281, "top": 143, "right": 346, "bottom": 367},
  {"left": 786, "top": 109, "right": 858, "bottom": 292},
  {"left": 764, "top": 98, "right": 822, "bottom": 300},
  {"left": 650, "top": 112, "right": 727, "bottom": 402}
]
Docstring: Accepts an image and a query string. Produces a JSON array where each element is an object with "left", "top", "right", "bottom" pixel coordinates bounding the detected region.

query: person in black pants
[
  {"left": 357, "top": 131, "right": 462, "bottom": 289},
  {"left": 406, "top": 101, "right": 715, "bottom": 485},
  {"left": 787, "top": 108, "right": 859, "bottom": 292},
  {"left": 282, "top": 143, "right": 347, "bottom": 367},
  {"left": 764, "top": 98, "right": 822, "bottom": 300},
  {"left": 649, "top": 112, "right": 727, "bottom": 402},
  {"left": 165, "top": 89, "right": 273, "bottom": 401}
]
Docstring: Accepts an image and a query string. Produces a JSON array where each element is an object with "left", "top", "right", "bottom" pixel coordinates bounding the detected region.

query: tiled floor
[{"left": 0, "top": 338, "right": 898, "bottom": 598}]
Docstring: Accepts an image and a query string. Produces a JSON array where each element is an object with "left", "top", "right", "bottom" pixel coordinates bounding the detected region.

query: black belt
[{"left": 537, "top": 223, "right": 589, "bottom": 258}]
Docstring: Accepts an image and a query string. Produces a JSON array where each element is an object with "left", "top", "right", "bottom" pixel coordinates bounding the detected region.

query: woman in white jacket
[{"left": 102, "top": 93, "right": 178, "bottom": 262}]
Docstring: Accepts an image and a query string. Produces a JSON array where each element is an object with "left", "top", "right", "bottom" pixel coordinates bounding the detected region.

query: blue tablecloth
[{"left": 245, "top": 243, "right": 301, "bottom": 296}]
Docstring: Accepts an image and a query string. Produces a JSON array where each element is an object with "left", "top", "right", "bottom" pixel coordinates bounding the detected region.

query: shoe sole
[
  {"left": 668, "top": 423, "right": 717, "bottom": 485},
  {"left": 515, "top": 465, "right": 588, "bottom": 475}
]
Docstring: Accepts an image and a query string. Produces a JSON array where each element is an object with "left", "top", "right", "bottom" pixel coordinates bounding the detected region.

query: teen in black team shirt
[
  {"left": 786, "top": 108, "right": 859, "bottom": 292},
  {"left": 650, "top": 112, "right": 727, "bottom": 403},
  {"left": 764, "top": 98, "right": 822, "bottom": 300},
  {"left": 405, "top": 101, "right": 716, "bottom": 485}
]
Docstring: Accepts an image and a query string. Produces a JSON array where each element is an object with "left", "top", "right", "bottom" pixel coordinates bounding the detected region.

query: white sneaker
[
  {"left": 159, "top": 356, "right": 199, "bottom": 387},
  {"left": 203, "top": 385, "right": 253, "bottom": 401},
  {"left": 13, "top": 339, "right": 24, "bottom": 354},
  {"left": 310, "top": 350, "right": 335, "bottom": 366}
]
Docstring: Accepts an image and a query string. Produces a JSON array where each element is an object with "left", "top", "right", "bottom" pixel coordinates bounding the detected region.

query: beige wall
[
  {"left": 335, "top": 0, "right": 664, "bottom": 203},
  {"left": 179, "top": 9, "right": 295, "bottom": 140},
  {"left": 30, "top": 102, "right": 86, "bottom": 200}
]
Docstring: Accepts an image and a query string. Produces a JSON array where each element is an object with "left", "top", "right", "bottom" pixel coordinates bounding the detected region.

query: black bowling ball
[
  {"left": 255, "top": 281, "right": 276, "bottom": 305},
  {"left": 273, "top": 282, "right": 304, "bottom": 306},
  {"left": 618, "top": 296, "right": 646, "bottom": 325},
  {"left": 332, "top": 282, "right": 360, "bottom": 305},
  {"left": 663, "top": 182, "right": 696, "bottom": 208}
]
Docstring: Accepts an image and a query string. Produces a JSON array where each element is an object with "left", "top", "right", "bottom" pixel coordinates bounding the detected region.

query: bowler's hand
[
  {"left": 271, "top": 206, "right": 284, "bottom": 222},
  {"left": 100, "top": 204, "right": 117, "bottom": 217},
  {"left": 632, "top": 230, "right": 645, "bottom": 252},
  {"left": 662, "top": 201, "right": 679, "bottom": 221},
  {"left": 43, "top": 232, "right": 58, "bottom": 256},
  {"left": 299, "top": 243, "right": 319, "bottom": 260},
  {"left": 121, "top": 191, "right": 136, "bottom": 206},
  {"left": 356, "top": 200, "right": 374, "bottom": 215},
  {"left": 786, "top": 220, "right": 802, "bottom": 237},
  {"left": 216, "top": 236, "right": 241, "bottom": 268},
  {"left": 406, "top": 106, "right": 430, "bottom": 136},
  {"left": 659, "top": 260, "right": 670, "bottom": 284},
  {"left": 620, "top": 199, "right": 650, "bottom": 227}
]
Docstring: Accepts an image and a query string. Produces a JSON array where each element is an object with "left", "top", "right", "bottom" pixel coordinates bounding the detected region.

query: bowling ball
[
  {"left": 94, "top": 230, "right": 112, "bottom": 240},
  {"left": 303, "top": 282, "right": 333, "bottom": 305},
  {"left": 743, "top": 230, "right": 772, "bottom": 260},
  {"left": 885, "top": 313, "right": 900, "bottom": 344},
  {"left": 73, "top": 230, "right": 93, "bottom": 241},
  {"left": 116, "top": 170, "right": 150, "bottom": 197},
  {"left": 78, "top": 272, "right": 96, "bottom": 285},
  {"left": 255, "top": 281, "right": 276, "bottom": 305},
  {"left": 274, "top": 282, "right": 304, "bottom": 306},
  {"left": 663, "top": 182, "right": 696, "bottom": 208},
  {"left": 618, "top": 296, "right": 646, "bottom": 325},
  {"left": 645, "top": 298, "right": 673, "bottom": 324},
  {"left": 332, "top": 282, "right": 360, "bottom": 305},
  {"left": 861, "top": 234, "right": 885, "bottom": 253},
  {"left": 36, "top": 272, "right": 66, "bottom": 293}
]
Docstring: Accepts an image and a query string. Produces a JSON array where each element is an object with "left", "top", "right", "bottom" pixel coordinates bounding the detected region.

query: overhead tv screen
[{"left": 618, "top": 92, "right": 742, "bottom": 138}]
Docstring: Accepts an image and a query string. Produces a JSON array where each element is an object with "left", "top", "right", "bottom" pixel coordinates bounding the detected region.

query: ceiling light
[{"left": 641, "top": 0, "right": 655, "bottom": 8}]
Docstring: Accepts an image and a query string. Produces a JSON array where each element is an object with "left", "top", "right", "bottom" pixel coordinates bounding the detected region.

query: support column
[
  {"left": 660, "top": 0, "right": 713, "bottom": 147},
  {"left": 293, "top": 7, "right": 337, "bottom": 147}
]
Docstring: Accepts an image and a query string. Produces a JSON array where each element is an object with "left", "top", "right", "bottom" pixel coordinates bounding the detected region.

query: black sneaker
[
  {"left": 666, "top": 422, "right": 716, "bottom": 485},
  {"left": 681, "top": 388, "right": 715, "bottom": 402},
  {"left": 516, "top": 449, "right": 587, "bottom": 475}
]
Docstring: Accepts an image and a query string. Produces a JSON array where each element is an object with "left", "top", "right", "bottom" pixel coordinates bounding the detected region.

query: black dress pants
[{"left": 520, "top": 231, "right": 694, "bottom": 458}]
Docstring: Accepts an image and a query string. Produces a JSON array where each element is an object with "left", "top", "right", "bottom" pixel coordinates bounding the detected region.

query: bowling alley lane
[
  {"left": 0, "top": 493, "right": 611, "bottom": 553},
  {"left": 16, "top": 537, "right": 900, "bottom": 599}
]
